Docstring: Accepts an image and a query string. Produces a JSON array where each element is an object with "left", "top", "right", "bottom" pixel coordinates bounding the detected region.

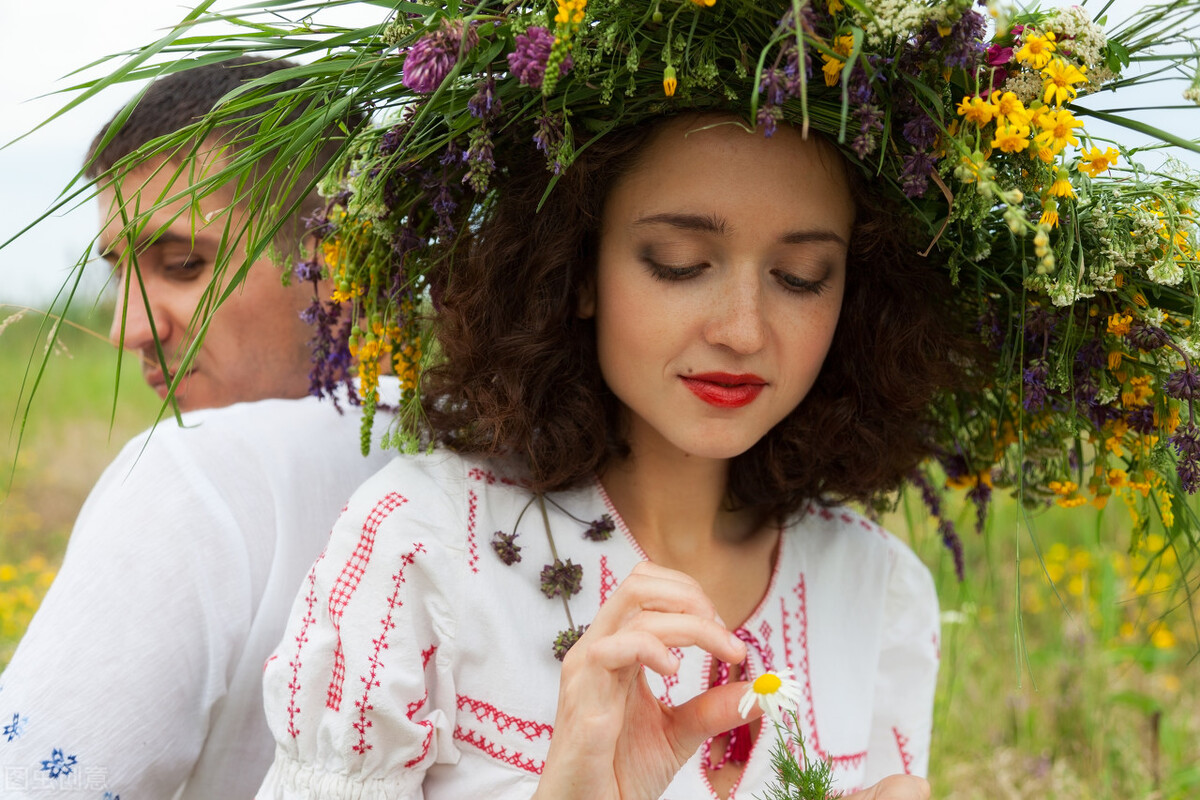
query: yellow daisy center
[{"left": 753, "top": 673, "right": 783, "bottom": 695}]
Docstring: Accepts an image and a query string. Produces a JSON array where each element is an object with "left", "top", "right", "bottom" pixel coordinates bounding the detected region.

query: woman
[{"left": 256, "top": 112, "right": 961, "bottom": 798}]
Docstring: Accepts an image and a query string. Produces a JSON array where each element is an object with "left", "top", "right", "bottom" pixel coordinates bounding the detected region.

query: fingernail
[
  {"left": 729, "top": 631, "right": 744, "bottom": 652},
  {"left": 714, "top": 613, "right": 727, "bottom": 628}
]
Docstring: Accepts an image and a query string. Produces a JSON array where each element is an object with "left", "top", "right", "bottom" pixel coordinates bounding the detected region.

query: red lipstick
[{"left": 681, "top": 372, "right": 767, "bottom": 409}]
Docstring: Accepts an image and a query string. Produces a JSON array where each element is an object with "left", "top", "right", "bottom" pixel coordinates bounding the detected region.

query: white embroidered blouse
[{"left": 258, "top": 451, "right": 940, "bottom": 799}]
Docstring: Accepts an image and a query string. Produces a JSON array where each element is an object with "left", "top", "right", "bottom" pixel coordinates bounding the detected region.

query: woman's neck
[{"left": 599, "top": 431, "right": 756, "bottom": 567}]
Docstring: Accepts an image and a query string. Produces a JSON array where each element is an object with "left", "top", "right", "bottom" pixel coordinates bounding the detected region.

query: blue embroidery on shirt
[
  {"left": 40, "top": 748, "right": 78, "bottom": 779},
  {"left": 3, "top": 713, "right": 26, "bottom": 741}
]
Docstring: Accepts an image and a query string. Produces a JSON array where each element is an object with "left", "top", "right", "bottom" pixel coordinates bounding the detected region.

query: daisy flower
[{"left": 737, "top": 669, "right": 804, "bottom": 727}]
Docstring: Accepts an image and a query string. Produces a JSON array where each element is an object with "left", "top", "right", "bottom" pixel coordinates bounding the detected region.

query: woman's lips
[{"left": 681, "top": 373, "right": 767, "bottom": 409}]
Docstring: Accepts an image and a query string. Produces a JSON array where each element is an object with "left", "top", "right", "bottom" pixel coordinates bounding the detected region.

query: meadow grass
[{"left": 0, "top": 305, "right": 1196, "bottom": 796}]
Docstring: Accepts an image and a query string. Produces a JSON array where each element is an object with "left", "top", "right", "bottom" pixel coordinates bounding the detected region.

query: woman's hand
[
  {"left": 846, "top": 775, "right": 931, "bottom": 800},
  {"left": 533, "top": 561, "right": 754, "bottom": 800}
]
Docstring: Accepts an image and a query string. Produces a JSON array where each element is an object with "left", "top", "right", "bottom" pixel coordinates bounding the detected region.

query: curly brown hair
[{"left": 423, "top": 115, "right": 975, "bottom": 521}]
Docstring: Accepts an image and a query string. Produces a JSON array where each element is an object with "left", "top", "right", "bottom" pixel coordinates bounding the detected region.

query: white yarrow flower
[{"left": 737, "top": 669, "right": 804, "bottom": 727}]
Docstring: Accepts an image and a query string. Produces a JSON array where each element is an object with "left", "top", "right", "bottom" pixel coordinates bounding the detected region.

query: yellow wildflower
[
  {"left": 990, "top": 90, "right": 1031, "bottom": 126},
  {"left": 822, "top": 35, "right": 854, "bottom": 87},
  {"left": 827, "top": 0, "right": 844, "bottom": 11},
  {"left": 1016, "top": 31, "right": 1057, "bottom": 69},
  {"left": 956, "top": 94, "right": 998, "bottom": 126},
  {"left": 662, "top": 65, "right": 677, "bottom": 97},
  {"left": 1078, "top": 146, "right": 1119, "bottom": 177},
  {"left": 555, "top": 0, "right": 588, "bottom": 23},
  {"left": 1032, "top": 107, "right": 1082, "bottom": 155},
  {"left": 991, "top": 123, "right": 1031, "bottom": 153},
  {"left": 1151, "top": 626, "right": 1176, "bottom": 649},
  {"left": 1048, "top": 169, "right": 1075, "bottom": 198},
  {"left": 1107, "top": 312, "right": 1132, "bottom": 336},
  {"left": 1107, "top": 468, "right": 1128, "bottom": 488},
  {"left": 1041, "top": 58, "right": 1088, "bottom": 106},
  {"left": 1039, "top": 200, "right": 1059, "bottom": 228}
]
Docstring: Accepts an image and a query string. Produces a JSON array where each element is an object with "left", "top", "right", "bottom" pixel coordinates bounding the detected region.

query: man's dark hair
[{"left": 87, "top": 55, "right": 362, "bottom": 256}]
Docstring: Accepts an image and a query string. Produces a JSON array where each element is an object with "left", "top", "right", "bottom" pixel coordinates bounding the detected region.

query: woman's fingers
[
  {"left": 846, "top": 775, "right": 931, "bottom": 800},
  {"left": 663, "top": 679, "right": 762, "bottom": 758},
  {"left": 586, "top": 611, "right": 744, "bottom": 673}
]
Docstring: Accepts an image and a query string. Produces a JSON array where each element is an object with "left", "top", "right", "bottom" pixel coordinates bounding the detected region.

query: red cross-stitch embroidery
[
  {"left": 456, "top": 695, "right": 554, "bottom": 741},
  {"left": 783, "top": 574, "right": 867, "bottom": 772},
  {"left": 351, "top": 542, "right": 426, "bottom": 755},
  {"left": 454, "top": 726, "right": 545, "bottom": 774},
  {"left": 400, "top": 645, "right": 439, "bottom": 768},
  {"left": 285, "top": 550, "right": 326, "bottom": 738},
  {"left": 325, "top": 492, "right": 408, "bottom": 711},
  {"left": 656, "top": 647, "right": 684, "bottom": 705},
  {"left": 757, "top": 620, "right": 776, "bottom": 671},
  {"left": 599, "top": 555, "right": 616, "bottom": 605},
  {"left": 466, "top": 489, "right": 480, "bottom": 574},
  {"left": 466, "top": 467, "right": 521, "bottom": 486},
  {"left": 893, "top": 727, "right": 914, "bottom": 774}
]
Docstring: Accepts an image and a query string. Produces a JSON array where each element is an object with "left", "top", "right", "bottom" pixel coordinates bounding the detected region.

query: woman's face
[{"left": 583, "top": 117, "right": 855, "bottom": 462}]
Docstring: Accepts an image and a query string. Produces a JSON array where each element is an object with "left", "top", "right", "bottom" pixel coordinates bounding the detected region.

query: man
[
  {"left": 90, "top": 56, "right": 330, "bottom": 409},
  {"left": 0, "top": 58, "right": 395, "bottom": 798}
]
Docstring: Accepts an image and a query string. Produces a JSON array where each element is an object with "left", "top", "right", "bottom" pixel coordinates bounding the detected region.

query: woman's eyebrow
[
  {"left": 633, "top": 212, "right": 846, "bottom": 248},
  {"left": 97, "top": 231, "right": 197, "bottom": 263}
]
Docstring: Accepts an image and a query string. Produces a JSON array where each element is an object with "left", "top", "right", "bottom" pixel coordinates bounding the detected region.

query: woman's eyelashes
[{"left": 639, "top": 248, "right": 831, "bottom": 295}]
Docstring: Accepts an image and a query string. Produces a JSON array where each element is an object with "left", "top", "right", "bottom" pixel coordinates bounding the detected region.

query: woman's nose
[{"left": 702, "top": 270, "right": 768, "bottom": 354}]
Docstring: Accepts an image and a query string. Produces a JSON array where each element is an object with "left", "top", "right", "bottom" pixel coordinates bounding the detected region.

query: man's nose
[{"left": 109, "top": 274, "right": 170, "bottom": 355}]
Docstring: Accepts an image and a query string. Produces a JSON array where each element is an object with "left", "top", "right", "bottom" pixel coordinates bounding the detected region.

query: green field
[{"left": 0, "top": 304, "right": 1196, "bottom": 798}]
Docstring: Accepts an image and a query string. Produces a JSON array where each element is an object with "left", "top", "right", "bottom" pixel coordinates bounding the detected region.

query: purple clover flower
[
  {"left": 294, "top": 257, "right": 322, "bottom": 283},
  {"left": 402, "top": 20, "right": 478, "bottom": 94},
  {"left": 1127, "top": 324, "right": 1170, "bottom": 351},
  {"left": 900, "top": 152, "right": 937, "bottom": 198},
  {"left": 508, "top": 26, "right": 572, "bottom": 90},
  {"left": 1127, "top": 405, "right": 1156, "bottom": 435},
  {"left": 533, "top": 114, "right": 564, "bottom": 157},
  {"left": 942, "top": 9, "right": 987, "bottom": 70}
]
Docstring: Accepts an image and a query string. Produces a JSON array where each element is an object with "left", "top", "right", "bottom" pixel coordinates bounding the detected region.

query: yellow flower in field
[
  {"left": 1033, "top": 107, "right": 1083, "bottom": 155},
  {"left": 1039, "top": 200, "right": 1059, "bottom": 228},
  {"left": 1041, "top": 58, "right": 1088, "bottom": 106},
  {"left": 1016, "top": 31, "right": 1057, "bottom": 69},
  {"left": 1107, "top": 312, "right": 1133, "bottom": 336},
  {"left": 827, "top": 0, "right": 844, "bottom": 11},
  {"left": 1078, "top": 146, "right": 1119, "bottom": 177},
  {"left": 956, "top": 94, "right": 998, "bottom": 126},
  {"left": 1151, "top": 626, "right": 1176, "bottom": 649},
  {"left": 991, "top": 123, "right": 1031, "bottom": 153},
  {"left": 1047, "top": 169, "right": 1075, "bottom": 198},
  {"left": 822, "top": 35, "right": 855, "bottom": 87},
  {"left": 662, "top": 65, "right": 677, "bottom": 97},
  {"left": 989, "top": 90, "right": 1031, "bottom": 126},
  {"left": 1107, "top": 468, "right": 1128, "bottom": 488},
  {"left": 555, "top": 0, "right": 588, "bottom": 24}
]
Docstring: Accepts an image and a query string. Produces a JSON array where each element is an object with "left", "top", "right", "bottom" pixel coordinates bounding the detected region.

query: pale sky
[{"left": 0, "top": 0, "right": 1196, "bottom": 308}]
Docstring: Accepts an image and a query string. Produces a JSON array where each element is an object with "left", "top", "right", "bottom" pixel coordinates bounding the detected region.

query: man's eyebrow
[
  {"left": 98, "top": 231, "right": 194, "bottom": 263},
  {"left": 633, "top": 212, "right": 847, "bottom": 248}
]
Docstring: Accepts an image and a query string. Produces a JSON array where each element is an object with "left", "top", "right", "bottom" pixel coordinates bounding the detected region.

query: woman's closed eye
[
  {"left": 163, "top": 258, "right": 207, "bottom": 280},
  {"left": 773, "top": 269, "right": 831, "bottom": 296},
  {"left": 642, "top": 256, "right": 708, "bottom": 282}
]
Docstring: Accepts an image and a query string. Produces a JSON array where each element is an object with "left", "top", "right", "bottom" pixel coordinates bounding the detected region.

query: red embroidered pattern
[
  {"left": 466, "top": 489, "right": 480, "bottom": 574},
  {"left": 351, "top": 543, "right": 427, "bottom": 755},
  {"left": 893, "top": 727, "right": 914, "bottom": 774},
  {"left": 599, "top": 555, "right": 616, "bottom": 605},
  {"left": 456, "top": 695, "right": 554, "bottom": 741},
  {"left": 656, "top": 647, "right": 684, "bottom": 705},
  {"left": 401, "top": 645, "right": 440, "bottom": 768},
  {"left": 757, "top": 620, "right": 776, "bottom": 671},
  {"left": 326, "top": 492, "right": 408, "bottom": 711},
  {"left": 286, "top": 551, "right": 326, "bottom": 738},
  {"left": 466, "top": 467, "right": 521, "bottom": 486},
  {"left": 786, "top": 575, "right": 868, "bottom": 771},
  {"left": 453, "top": 726, "right": 545, "bottom": 774}
]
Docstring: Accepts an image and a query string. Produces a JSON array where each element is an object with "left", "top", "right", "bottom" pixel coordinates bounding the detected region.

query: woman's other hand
[
  {"left": 533, "top": 560, "right": 753, "bottom": 800},
  {"left": 848, "top": 775, "right": 932, "bottom": 800}
]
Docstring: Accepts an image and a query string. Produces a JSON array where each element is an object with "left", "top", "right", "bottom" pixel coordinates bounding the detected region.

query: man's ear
[{"left": 577, "top": 273, "right": 596, "bottom": 319}]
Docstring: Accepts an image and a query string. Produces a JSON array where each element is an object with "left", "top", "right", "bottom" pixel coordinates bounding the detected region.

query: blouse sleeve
[
  {"left": 862, "top": 540, "right": 941, "bottom": 784},
  {"left": 258, "top": 455, "right": 467, "bottom": 800}
]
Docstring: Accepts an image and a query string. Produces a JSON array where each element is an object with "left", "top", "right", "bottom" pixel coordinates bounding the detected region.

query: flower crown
[{"left": 93, "top": 0, "right": 1200, "bottom": 571}]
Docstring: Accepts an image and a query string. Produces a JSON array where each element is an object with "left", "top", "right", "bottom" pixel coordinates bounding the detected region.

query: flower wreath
[{"left": 90, "top": 0, "right": 1200, "bottom": 573}]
